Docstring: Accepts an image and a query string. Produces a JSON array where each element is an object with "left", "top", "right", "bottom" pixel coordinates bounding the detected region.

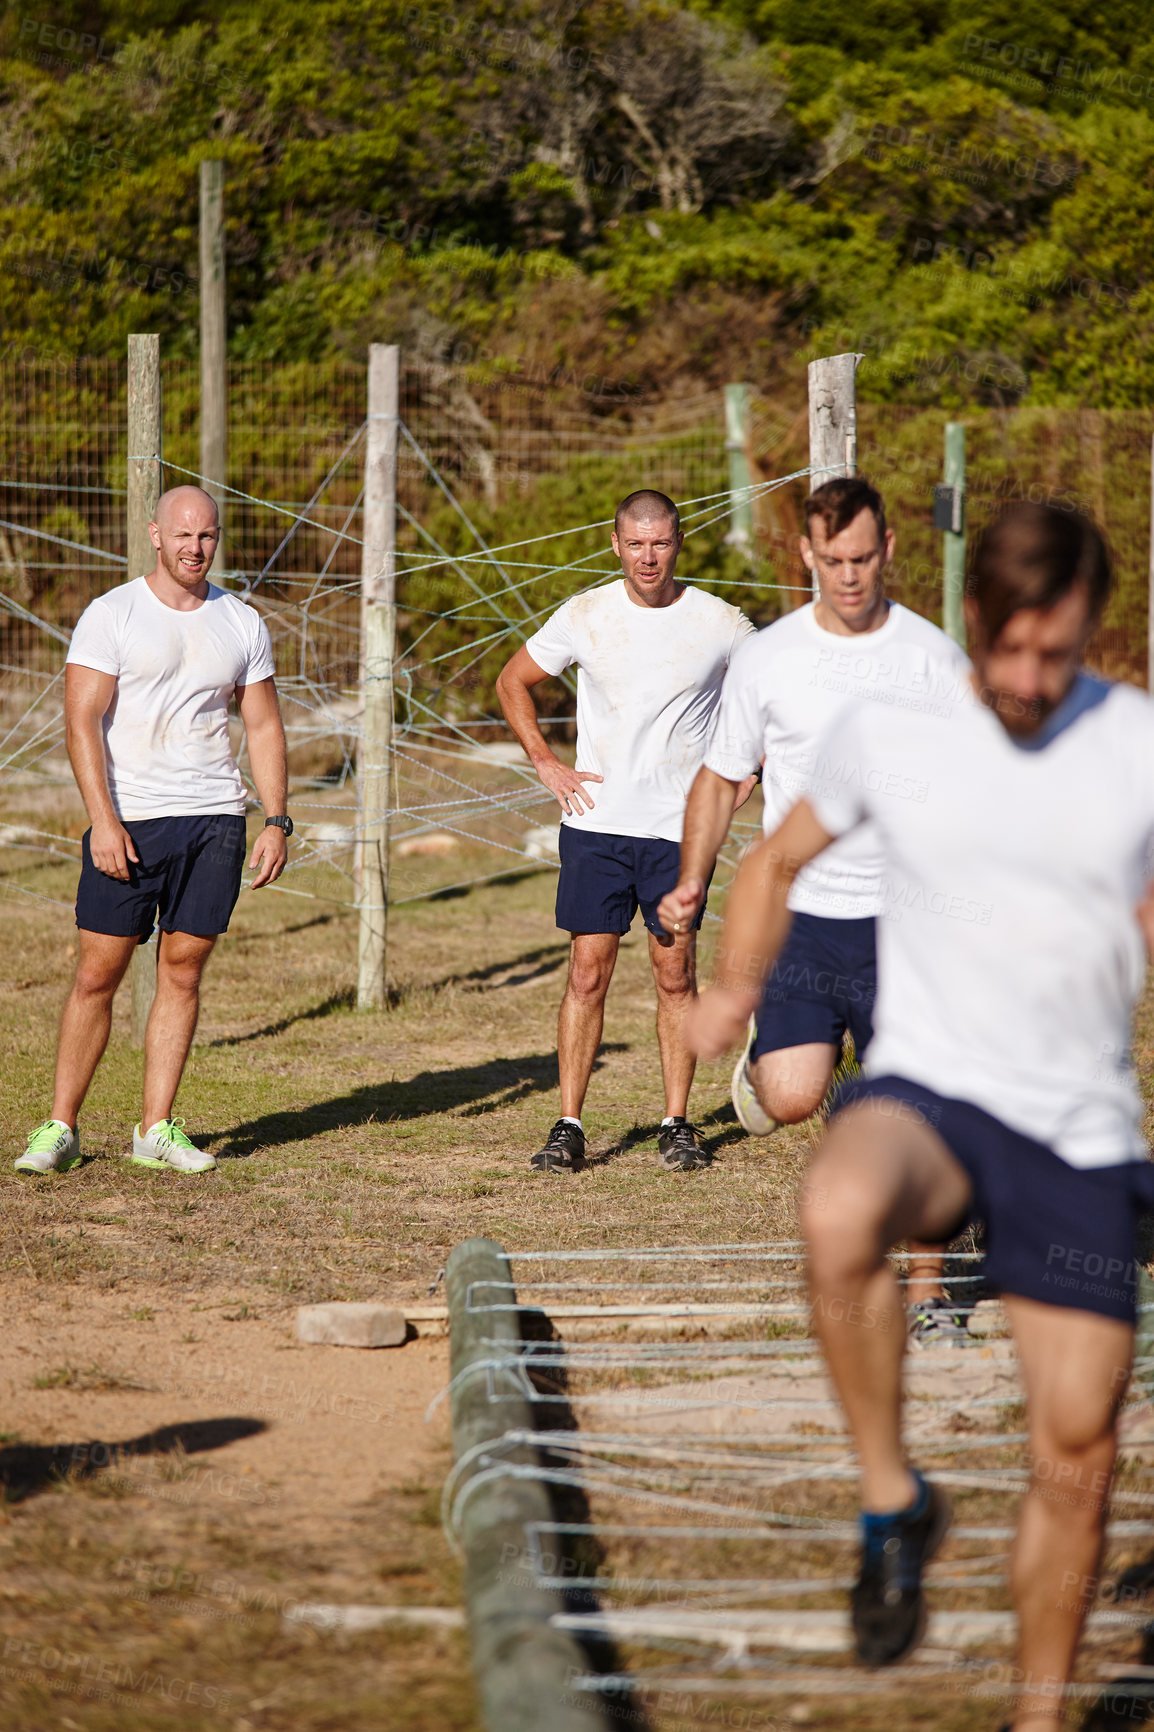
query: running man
[
  {"left": 17, "top": 485, "right": 290, "bottom": 1176},
  {"left": 658, "top": 475, "right": 971, "bottom": 1342},
  {"left": 496, "top": 489, "right": 755, "bottom": 1173},
  {"left": 688, "top": 502, "right": 1154, "bottom": 1725}
]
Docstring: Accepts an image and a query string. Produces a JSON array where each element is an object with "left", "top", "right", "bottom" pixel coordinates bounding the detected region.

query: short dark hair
[
  {"left": 615, "top": 489, "right": 680, "bottom": 538},
  {"left": 803, "top": 476, "right": 886, "bottom": 542},
  {"left": 967, "top": 502, "right": 1112, "bottom": 645}
]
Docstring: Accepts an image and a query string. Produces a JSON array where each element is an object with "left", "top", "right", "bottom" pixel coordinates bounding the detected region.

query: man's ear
[{"left": 798, "top": 535, "right": 814, "bottom": 571}]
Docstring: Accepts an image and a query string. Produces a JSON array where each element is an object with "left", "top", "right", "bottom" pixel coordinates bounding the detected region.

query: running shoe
[
  {"left": 14, "top": 1119, "right": 81, "bottom": 1175},
  {"left": 530, "top": 1120, "right": 587, "bottom": 1173},
  {"left": 851, "top": 1471, "right": 952, "bottom": 1666},
  {"left": 657, "top": 1119, "right": 712, "bottom": 1171},
  {"left": 131, "top": 1119, "right": 216, "bottom": 1173},
  {"left": 730, "top": 1018, "right": 778, "bottom": 1137},
  {"left": 908, "top": 1295, "right": 970, "bottom": 1348}
]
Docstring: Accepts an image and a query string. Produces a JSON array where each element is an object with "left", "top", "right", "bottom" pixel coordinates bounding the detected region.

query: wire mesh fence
[{"left": 0, "top": 360, "right": 1149, "bottom": 928}]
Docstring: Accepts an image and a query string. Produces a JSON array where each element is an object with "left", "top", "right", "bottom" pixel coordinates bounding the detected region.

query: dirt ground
[
  {"left": 3, "top": 777, "right": 1154, "bottom": 1731},
  {"left": 0, "top": 781, "right": 821, "bottom": 1732}
]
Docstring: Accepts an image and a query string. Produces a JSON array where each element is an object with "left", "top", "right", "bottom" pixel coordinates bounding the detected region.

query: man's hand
[
  {"left": 90, "top": 817, "right": 140, "bottom": 882},
  {"left": 1138, "top": 883, "right": 1154, "bottom": 962},
  {"left": 734, "top": 771, "right": 760, "bottom": 811},
  {"left": 533, "top": 755, "right": 603, "bottom": 816},
  {"left": 657, "top": 876, "right": 706, "bottom": 935},
  {"left": 686, "top": 985, "right": 758, "bottom": 1060},
  {"left": 248, "top": 825, "right": 288, "bottom": 889}
]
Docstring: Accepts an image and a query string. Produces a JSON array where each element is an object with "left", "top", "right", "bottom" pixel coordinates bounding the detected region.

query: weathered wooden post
[
  {"left": 355, "top": 344, "right": 399, "bottom": 1011},
  {"left": 127, "top": 333, "right": 162, "bottom": 1045},
  {"left": 723, "top": 382, "right": 753, "bottom": 551},
  {"left": 936, "top": 421, "right": 967, "bottom": 649},
  {"left": 199, "top": 160, "right": 227, "bottom": 575},
  {"left": 807, "top": 353, "right": 862, "bottom": 594},
  {"left": 446, "top": 1237, "right": 645, "bottom": 1730}
]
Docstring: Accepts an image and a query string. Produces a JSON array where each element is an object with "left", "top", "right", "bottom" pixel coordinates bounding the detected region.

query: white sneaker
[
  {"left": 730, "top": 1019, "right": 778, "bottom": 1137},
  {"left": 15, "top": 1119, "right": 81, "bottom": 1174},
  {"left": 131, "top": 1119, "right": 216, "bottom": 1173}
]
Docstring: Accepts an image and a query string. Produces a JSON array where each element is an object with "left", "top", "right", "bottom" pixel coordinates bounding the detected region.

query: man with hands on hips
[{"left": 497, "top": 489, "right": 755, "bottom": 1174}]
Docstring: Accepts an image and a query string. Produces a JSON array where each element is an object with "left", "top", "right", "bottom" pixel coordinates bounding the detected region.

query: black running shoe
[
  {"left": 851, "top": 1473, "right": 952, "bottom": 1666},
  {"left": 530, "top": 1119, "right": 587, "bottom": 1173},
  {"left": 657, "top": 1118, "right": 712, "bottom": 1171}
]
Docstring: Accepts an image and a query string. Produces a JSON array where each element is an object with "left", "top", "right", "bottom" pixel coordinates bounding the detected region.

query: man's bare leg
[
  {"left": 649, "top": 928, "right": 697, "bottom": 1118},
  {"left": 140, "top": 931, "right": 217, "bottom": 1129},
  {"left": 760, "top": 1047, "right": 953, "bottom": 1306},
  {"left": 1002, "top": 1296, "right": 1132, "bottom": 1729},
  {"left": 52, "top": 930, "right": 139, "bottom": 1126},
  {"left": 800, "top": 1099, "right": 973, "bottom": 1510},
  {"left": 753, "top": 1040, "right": 837, "bottom": 1124},
  {"left": 557, "top": 933, "right": 619, "bottom": 1120}
]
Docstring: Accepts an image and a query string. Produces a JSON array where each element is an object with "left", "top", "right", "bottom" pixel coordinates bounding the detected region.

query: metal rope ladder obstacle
[
  {"left": 441, "top": 1237, "right": 1154, "bottom": 1731},
  {"left": 0, "top": 338, "right": 858, "bottom": 1028}
]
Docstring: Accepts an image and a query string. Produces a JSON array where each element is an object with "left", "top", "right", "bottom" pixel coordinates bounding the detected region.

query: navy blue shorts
[
  {"left": 555, "top": 827, "right": 707, "bottom": 937},
  {"left": 833, "top": 1074, "right": 1154, "bottom": 1324},
  {"left": 76, "top": 814, "right": 247, "bottom": 940},
  {"left": 752, "top": 912, "right": 876, "bottom": 1061}
]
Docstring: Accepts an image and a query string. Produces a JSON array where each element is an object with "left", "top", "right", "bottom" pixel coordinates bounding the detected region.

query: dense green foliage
[{"left": 2, "top": 0, "right": 1151, "bottom": 404}]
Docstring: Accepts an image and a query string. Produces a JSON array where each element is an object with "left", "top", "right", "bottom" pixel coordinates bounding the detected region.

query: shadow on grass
[
  {"left": 214, "top": 1046, "right": 627, "bottom": 1157},
  {"left": 425, "top": 867, "right": 548, "bottom": 902},
  {"left": 205, "top": 989, "right": 356, "bottom": 1049},
  {"left": 0, "top": 1416, "right": 267, "bottom": 1503},
  {"left": 516, "top": 1308, "right": 651, "bottom": 1730},
  {"left": 206, "top": 943, "right": 571, "bottom": 1049}
]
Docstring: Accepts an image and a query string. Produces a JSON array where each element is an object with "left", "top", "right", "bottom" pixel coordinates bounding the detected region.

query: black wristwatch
[{"left": 264, "top": 815, "right": 294, "bottom": 838}]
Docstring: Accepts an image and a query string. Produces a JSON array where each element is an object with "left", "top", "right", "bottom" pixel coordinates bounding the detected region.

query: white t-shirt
[
  {"left": 704, "top": 601, "right": 970, "bottom": 918},
  {"left": 66, "top": 576, "right": 276, "bottom": 820},
  {"left": 807, "top": 674, "right": 1154, "bottom": 1170},
  {"left": 525, "top": 580, "right": 755, "bottom": 843}
]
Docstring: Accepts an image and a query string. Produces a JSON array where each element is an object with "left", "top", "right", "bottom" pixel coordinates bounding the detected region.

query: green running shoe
[
  {"left": 15, "top": 1119, "right": 80, "bottom": 1174},
  {"left": 131, "top": 1118, "right": 216, "bottom": 1173}
]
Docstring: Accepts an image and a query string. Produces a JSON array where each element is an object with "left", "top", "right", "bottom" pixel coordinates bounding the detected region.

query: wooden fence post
[
  {"left": 807, "top": 353, "right": 862, "bottom": 594},
  {"left": 940, "top": 422, "right": 967, "bottom": 649},
  {"left": 355, "top": 344, "right": 399, "bottom": 1011},
  {"left": 723, "top": 382, "right": 753, "bottom": 551},
  {"left": 127, "top": 333, "right": 162, "bottom": 1046},
  {"left": 199, "top": 160, "right": 227, "bottom": 575}
]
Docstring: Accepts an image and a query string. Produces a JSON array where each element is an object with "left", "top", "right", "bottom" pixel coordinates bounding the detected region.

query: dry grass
[{"left": 3, "top": 783, "right": 1154, "bottom": 1731}]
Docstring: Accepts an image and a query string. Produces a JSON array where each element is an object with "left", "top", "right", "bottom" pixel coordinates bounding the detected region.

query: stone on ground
[{"left": 295, "top": 1302, "right": 407, "bottom": 1348}]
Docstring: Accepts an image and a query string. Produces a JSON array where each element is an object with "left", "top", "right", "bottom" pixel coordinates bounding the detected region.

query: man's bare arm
[
  {"left": 237, "top": 677, "right": 289, "bottom": 889},
  {"left": 657, "top": 764, "right": 745, "bottom": 932},
  {"left": 65, "top": 662, "right": 139, "bottom": 881},
  {"left": 495, "top": 644, "right": 603, "bottom": 816},
  {"left": 686, "top": 799, "right": 835, "bottom": 1058}
]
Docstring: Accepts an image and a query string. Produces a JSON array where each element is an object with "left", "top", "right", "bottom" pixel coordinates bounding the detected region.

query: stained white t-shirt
[
  {"left": 704, "top": 601, "right": 970, "bottom": 918},
  {"left": 525, "top": 581, "right": 755, "bottom": 843},
  {"left": 806, "top": 674, "right": 1154, "bottom": 1170},
  {"left": 66, "top": 576, "right": 276, "bottom": 819}
]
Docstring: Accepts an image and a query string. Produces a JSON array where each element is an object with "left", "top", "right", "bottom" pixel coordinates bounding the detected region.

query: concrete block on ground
[{"left": 295, "top": 1302, "right": 407, "bottom": 1348}]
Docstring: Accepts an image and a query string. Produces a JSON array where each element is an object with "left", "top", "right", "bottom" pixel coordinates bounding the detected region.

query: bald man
[{"left": 16, "top": 486, "right": 290, "bottom": 1176}]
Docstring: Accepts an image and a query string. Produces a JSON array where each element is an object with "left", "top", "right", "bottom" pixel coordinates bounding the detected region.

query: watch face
[{"left": 267, "top": 816, "right": 294, "bottom": 837}]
